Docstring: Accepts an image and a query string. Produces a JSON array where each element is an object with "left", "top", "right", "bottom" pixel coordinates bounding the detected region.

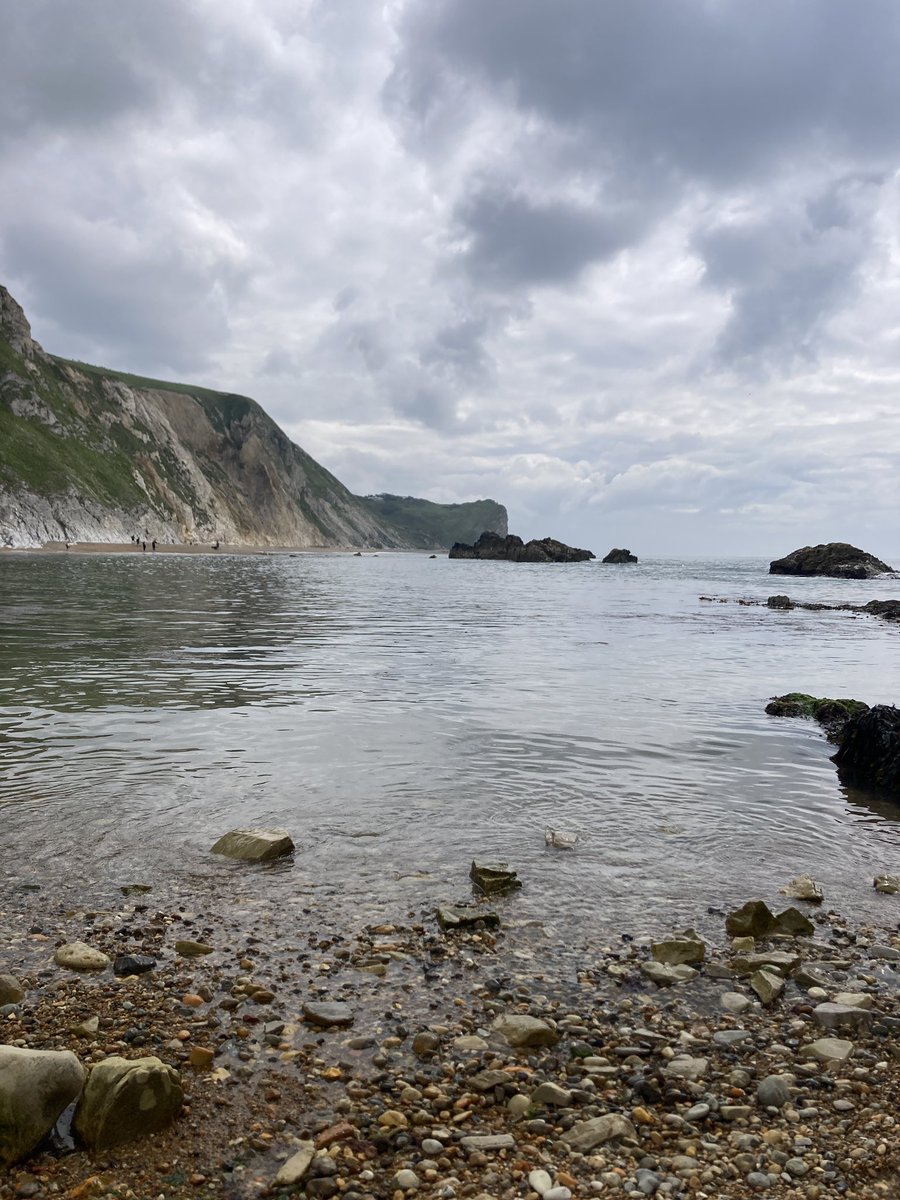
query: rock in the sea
[
  {"left": 601, "top": 548, "right": 638, "bottom": 564},
  {"left": 470, "top": 860, "right": 522, "bottom": 895},
  {"left": 765, "top": 693, "right": 869, "bottom": 741},
  {"left": 210, "top": 828, "right": 295, "bottom": 862},
  {"left": 449, "top": 531, "right": 594, "bottom": 563},
  {"left": 73, "top": 1055, "right": 183, "bottom": 1150},
  {"left": 774, "top": 907, "right": 815, "bottom": 937},
  {"left": 767, "top": 594, "right": 795, "bottom": 609},
  {"left": 769, "top": 543, "right": 893, "bottom": 579},
  {"left": 302, "top": 1002, "right": 354, "bottom": 1028},
  {"left": 562, "top": 1114, "right": 637, "bottom": 1151},
  {"left": 874, "top": 873, "right": 900, "bottom": 894},
  {"left": 725, "top": 900, "right": 777, "bottom": 939},
  {"left": 436, "top": 904, "right": 500, "bottom": 930},
  {"left": 54, "top": 942, "right": 110, "bottom": 971},
  {"left": 651, "top": 931, "right": 705, "bottom": 966},
  {"left": 0, "top": 976, "right": 24, "bottom": 1006},
  {"left": 492, "top": 1014, "right": 559, "bottom": 1048},
  {"left": 832, "top": 705, "right": 900, "bottom": 795},
  {"left": 544, "top": 828, "right": 578, "bottom": 849},
  {"left": 780, "top": 874, "right": 823, "bottom": 903},
  {"left": 0, "top": 1046, "right": 86, "bottom": 1166}
]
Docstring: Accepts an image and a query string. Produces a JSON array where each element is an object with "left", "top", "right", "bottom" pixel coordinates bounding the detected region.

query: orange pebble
[{"left": 182, "top": 993, "right": 204, "bottom": 1007}]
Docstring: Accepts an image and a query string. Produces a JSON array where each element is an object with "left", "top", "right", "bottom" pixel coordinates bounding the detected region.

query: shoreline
[
  {"left": 1, "top": 874, "right": 898, "bottom": 1199},
  {"left": 0, "top": 542, "right": 424, "bottom": 557}
]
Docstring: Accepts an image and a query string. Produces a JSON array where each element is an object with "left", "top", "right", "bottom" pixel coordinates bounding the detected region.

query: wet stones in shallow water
[
  {"left": 491, "top": 1014, "right": 559, "bottom": 1048},
  {"left": 435, "top": 904, "right": 500, "bottom": 930},
  {"left": 275, "top": 1142, "right": 316, "bottom": 1185},
  {"left": 725, "top": 900, "right": 777, "bottom": 939},
  {"left": 0, "top": 975, "right": 24, "bottom": 1005},
  {"left": 175, "top": 939, "right": 214, "bottom": 956},
  {"left": 832, "top": 704, "right": 900, "bottom": 795},
  {"left": 469, "top": 859, "right": 522, "bottom": 896},
  {"left": 874, "top": 873, "right": 900, "bottom": 894},
  {"left": 780, "top": 873, "right": 823, "bottom": 902},
  {"left": 767, "top": 594, "right": 794, "bottom": 609},
  {"left": 0, "top": 1046, "right": 85, "bottom": 1166},
  {"left": 650, "top": 930, "right": 705, "bottom": 965},
  {"left": 112, "top": 954, "right": 156, "bottom": 977},
  {"left": 209, "top": 828, "right": 295, "bottom": 862},
  {"left": 73, "top": 1055, "right": 183, "bottom": 1150},
  {"left": 774, "top": 906, "right": 814, "bottom": 936},
  {"left": 302, "top": 1002, "right": 354, "bottom": 1028},
  {"left": 640, "top": 962, "right": 697, "bottom": 987}
]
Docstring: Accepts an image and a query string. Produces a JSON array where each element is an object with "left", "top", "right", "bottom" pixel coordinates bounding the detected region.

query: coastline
[{"left": 0, "top": 542, "right": 414, "bottom": 557}]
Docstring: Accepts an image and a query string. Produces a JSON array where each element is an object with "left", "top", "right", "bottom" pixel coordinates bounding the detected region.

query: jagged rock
[
  {"left": 601, "top": 548, "right": 638, "bottom": 563},
  {"left": 832, "top": 705, "right": 900, "bottom": 794},
  {"left": 470, "top": 860, "right": 522, "bottom": 896},
  {"left": 766, "top": 693, "right": 869, "bottom": 741},
  {"left": 470, "top": 1069, "right": 512, "bottom": 1091},
  {"left": 275, "top": 1142, "right": 316, "bottom": 1185},
  {"left": 651, "top": 931, "right": 705, "bottom": 966},
  {"left": 725, "top": 900, "right": 777, "bottom": 939},
  {"left": 732, "top": 950, "right": 800, "bottom": 976},
  {"left": 812, "top": 1003, "right": 873, "bottom": 1034},
  {"left": 531, "top": 1081, "right": 573, "bottom": 1107},
  {"left": 780, "top": 874, "right": 823, "bottom": 903},
  {"left": 874, "top": 874, "right": 900, "bottom": 894},
  {"left": 436, "top": 905, "right": 500, "bottom": 930},
  {"left": 492, "top": 1014, "right": 558, "bottom": 1048},
  {"left": 750, "top": 969, "right": 784, "bottom": 1005},
  {"left": 449, "top": 531, "right": 594, "bottom": 562},
  {"left": 641, "top": 962, "right": 697, "bottom": 986},
  {"left": 774, "top": 907, "right": 815, "bottom": 936},
  {"left": 0, "top": 976, "right": 24, "bottom": 1005},
  {"left": 800, "top": 1038, "right": 854, "bottom": 1064},
  {"left": 767, "top": 595, "right": 795, "bottom": 609},
  {"left": 210, "top": 829, "right": 295, "bottom": 862},
  {"left": 562, "top": 1114, "right": 637, "bottom": 1151},
  {"left": 0, "top": 1046, "right": 86, "bottom": 1166},
  {"left": 769, "top": 543, "right": 893, "bottom": 579},
  {"left": 54, "top": 942, "right": 110, "bottom": 971},
  {"left": 73, "top": 1055, "right": 183, "bottom": 1150}
]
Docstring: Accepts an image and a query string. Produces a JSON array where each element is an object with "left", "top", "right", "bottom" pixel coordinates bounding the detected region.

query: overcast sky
[{"left": 3, "top": 0, "right": 900, "bottom": 556}]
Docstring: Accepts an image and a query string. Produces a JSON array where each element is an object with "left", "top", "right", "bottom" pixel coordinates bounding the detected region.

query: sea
[{"left": 1, "top": 550, "right": 899, "bottom": 957}]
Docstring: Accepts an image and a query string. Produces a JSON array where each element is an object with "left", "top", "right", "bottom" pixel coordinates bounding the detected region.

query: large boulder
[
  {"left": 601, "top": 548, "right": 638, "bottom": 563},
  {"left": 449, "top": 531, "right": 594, "bottom": 562},
  {"left": 210, "top": 829, "right": 294, "bottom": 862},
  {"left": 0, "top": 1045, "right": 86, "bottom": 1166},
  {"left": 769, "top": 543, "right": 893, "bottom": 579},
  {"left": 73, "top": 1055, "right": 183, "bottom": 1150},
  {"left": 832, "top": 705, "right": 900, "bottom": 795}
]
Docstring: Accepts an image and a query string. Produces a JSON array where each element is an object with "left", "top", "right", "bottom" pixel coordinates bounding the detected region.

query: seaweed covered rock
[
  {"left": 449, "top": 531, "right": 594, "bottom": 562},
  {"left": 769, "top": 543, "right": 893, "bottom": 579},
  {"left": 833, "top": 705, "right": 900, "bottom": 795},
  {"left": 765, "top": 693, "right": 869, "bottom": 742},
  {"left": 602, "top": 548, "right": 638, "bottom": 564}
]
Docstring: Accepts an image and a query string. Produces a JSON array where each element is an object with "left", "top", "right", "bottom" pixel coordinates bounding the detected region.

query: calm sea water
[{"left": 1, "top": 551, "right": 899, "bottom": 945}]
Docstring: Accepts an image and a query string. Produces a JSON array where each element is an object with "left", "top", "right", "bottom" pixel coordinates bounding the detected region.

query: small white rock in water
[
  {"left": 545, "top": 829, "right": 578, "bottom": 849},
  {"left": 780, "top": 873, "right": 823, "bottom": 902},
  {"left": 874, "top": 873, "right": 900, "bottom": 894},
  {"left": 210, "top": 829, "right": 294, "bottom": 862}
]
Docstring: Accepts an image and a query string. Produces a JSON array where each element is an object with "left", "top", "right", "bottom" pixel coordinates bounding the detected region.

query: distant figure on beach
[
  {"left": 151, "top": 539, "right": 157, "bottom": 551},
  {"left": 212, "top": 540, "right": 219, "bottom": 550},
  {"left": 141, "top": 540, "right": 146, "bottom": 552}
]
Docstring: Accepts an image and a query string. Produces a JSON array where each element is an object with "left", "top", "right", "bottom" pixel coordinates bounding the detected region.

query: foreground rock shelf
[{"left": 1, "top": 873, "right": 900, "bottom": 1199}]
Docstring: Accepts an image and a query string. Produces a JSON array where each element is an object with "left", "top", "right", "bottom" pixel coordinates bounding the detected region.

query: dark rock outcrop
[
  {"left": 769, "top": 543, "right": 893, "bottom": 579},
  {"left": 602, "top": 548, "right": 638, "bottom": 564},
  {"left": 765, "top": 693, "right": 869, "bottom": 742},
  {"left": 449, "top": 531, "right": 594, "bottom": 562},
  {"left": 833, "top": 705, "right": 900, "bottom": 794}
]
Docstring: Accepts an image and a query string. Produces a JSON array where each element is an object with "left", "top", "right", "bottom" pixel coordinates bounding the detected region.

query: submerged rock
[
  {"left": 650, "top": 931, "right": 705, "bottom": 966},
  {"left": 765, "top": 693, "right": 869, "bottom": 742},
  {"left": 470, "top": 860, "right": 522, "bottom": 896},
  {"left": 210, "top": 828, "right": 295, "bottom": 862},
  {"left": 832, "top": 704, "right": 900, "bottom": 795},
  {"left": 874, "top": 873, "right": 900, "bottom": 894},
  {"left": 436, "top": 904, "right": 500, "bottom": 930},
  {"left": 780, "top": 874, "right": 823, "bottom": 903},
  {"left": 0, "top": 1046, "right": 86, "bottom": 1166},
  {"left": 449, "top": 531, "right": 594, "bottom": 562},
  {"left": 74, "top": 1055, "right": 183, "bottom": 1150},
  {"left": 769, "top": 543, "right": 893, "bottom": 579},
  {"left": 544, "top": 828, "right": 578, "bottom": 849},
  {"left": 302, "top": 1002, "right": 354, "bottom": 1028},
  {"left": 601, "top": 548, "right": 638, "bottom": 563}
]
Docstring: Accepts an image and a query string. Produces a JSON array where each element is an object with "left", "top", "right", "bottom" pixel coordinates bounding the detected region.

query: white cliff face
[{"left": 0, "top": 285, "right": 407, "bottom": 550}]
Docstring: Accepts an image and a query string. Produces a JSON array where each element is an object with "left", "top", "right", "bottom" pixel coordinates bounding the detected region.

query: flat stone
[
  {"left": 112, "top": 954, "right": 156, "bottom": 977},
  {"left": 492, "top": 1014, "right": 558, "bottom": 1048},
  {"left": 0, "top": 1046, "right": 85, "bottom": 1166},
  {"left": 641, "top": 962, "right": 697, "bottom": 986},
  {"left": 732, "top": 950, "right": 800, "bottom": 976},
  {"left": 750, "top": 969, "right": 784, "bottom": 1005},
  {"left": 453, "top": 1035, "right": 489, "bottom": 1051},
  {"left": 210, "top": 828, "right": 294, "bottom": 862},
  {"left": 530, "top": 1081, "right": 572, "bottom": 1107},
  {"left": 799, "top": 1038, "right": 854, "bottom": 1064},
  {"left": 436, "top": 905, "right": 500, "bottom": 930},
  {"left": 781, "top": 874, "right": 823, "bottom": 902},
  {"left": 874, "top": 874, "right": 900, "bottom": 894},
  {"left": 188, "top": 1046, "right": 215, "bottom": 1069},
  {"left": 54, "top": 942, "right": 110, "bottom": 971},
  {"left": 713, "top": 1029, "right": 752, "bottom": 1048},
  {"left": 73, "top": 1055, "right": 183, "bottom": 1150},
  {"left": 562, "top": 1114, "right": 637, "bottom": 1152},
  {"left": 721, "top": 992, "right": 752, "bottom": 1015},
  {"left": 757, "top": 1074, "right": 791, "bottom": 1109},
  {"left": 469, "top": 860, "right": 522, "bottom": 895},
  {"left": 275, "top": 1142, "right": 315, "bottom": 1185},
  {"left": 0, "top": 976, "right": 24, "bottom": 1006},
  {"left": 833, "top": 992, "right": 873, "bottom": 1009},
  {"left": 812, "top": 1003, "right": 872, "bottom": 1034},
  {"left": 720, "top": 1104, "right": 752, "bottom": 1121},
  {"left": 662, "top": 1055, "right": 708, "bottom": 1082},
  {"left": 869, "top": 944, "right": 900, "bottom": 961},
  {"left": 684, "top": 1103, "right": 710, "bottom": 1122},
  {"left": 174, "top": 940, "right": 214, "bottom": 957},
  {"left": 470, "top": 1069, "right": 511, "bottom": 1091},
  {"left": 460, "top": 1133, "right": 516, "bottom": 1151},
  {"left": 726, "top": 900, "right": 777, "bottom": 939},
  {"left": 302, "top": 1002, "right": 354, "bottom": 1028}
]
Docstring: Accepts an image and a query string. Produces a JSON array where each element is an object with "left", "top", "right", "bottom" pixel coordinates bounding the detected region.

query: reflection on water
[{"left": 1, "top": 551, "right": 899, "bottom": 940}]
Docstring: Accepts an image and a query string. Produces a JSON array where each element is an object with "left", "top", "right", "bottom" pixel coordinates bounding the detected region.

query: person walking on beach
[
  {"left": 141, "top": 540, "right": 146, "bottom": 552},
  {"left": 151, "top": 539, "right": 157, "bottom": 551}
]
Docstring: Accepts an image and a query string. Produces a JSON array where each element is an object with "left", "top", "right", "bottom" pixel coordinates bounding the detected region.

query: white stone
[
  {"left": 528, "top": 1168, "right": 554, "bottom": 1196},
  {"left": 54, "top": 942, "right": 110, "bottom": 971},
  {"left": 0, "top": 1046, "right": 86, "bottom": 1166},
  {"left": 780, "top": 874, "right": 823, "bottom": 902},
  {"left": 275, "top": 1142, "right": 315, "bottom": 1185}
]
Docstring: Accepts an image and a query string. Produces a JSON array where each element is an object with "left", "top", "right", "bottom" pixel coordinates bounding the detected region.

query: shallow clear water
[{"left": 1, "top": 551, "right": 899, "bottom": 943}]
